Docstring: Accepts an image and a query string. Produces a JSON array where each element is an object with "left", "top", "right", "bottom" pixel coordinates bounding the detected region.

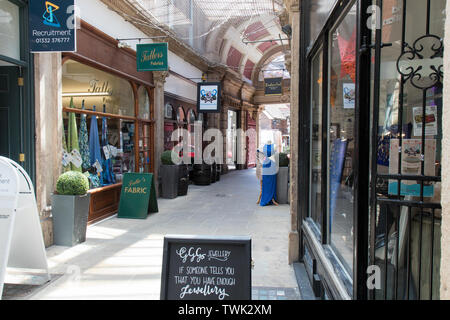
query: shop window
[
  {"left": 164, "top": 103, "right": 177, "bottom": 151},
  {"left": 138, "top": 122, "right": 152, "bottom": 173},
  {"left": 188, "top": 109, "right": 197, "bottom": 149},
  {"left": 61, "top": 59, "right": 154, "bottom": 190},
  {"left": 328, "top": 3, "right": 357, "bottom": 275},
  {"left": 188, "top": 109, "right": 196, "bottom": 124},
  {"left": 62, "top": 60, "right": 134, "bottom": 117},
  {"left": 0, "top": 0, "right": 20, "bottom": 63},
  {"left": 138, "top": 86, "right": 150, "bottom": 120},
  {"left": 165, "top": 103, "right": 175, "bottom": 120},
  {"left": 176, "top": 106, "right": 185, "bottom": 124},
  {"left": 310, "top": 49, "right": 323, "bottom": 230}
]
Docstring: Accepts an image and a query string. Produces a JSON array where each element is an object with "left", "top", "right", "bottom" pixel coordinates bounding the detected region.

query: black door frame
[{"left": 0, "top": 0, "right": 35, "bottom": 184}]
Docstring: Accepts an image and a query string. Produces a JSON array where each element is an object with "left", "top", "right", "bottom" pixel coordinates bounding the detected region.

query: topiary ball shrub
[
  {"left": 279, "top": 153, "right": 290, "bottom": 167},
  {"left": 56, "top": 171, "right": 89, "bottom": 196},
  {"left": 161, "top": 150, "right": 180, "bottom": 165}
]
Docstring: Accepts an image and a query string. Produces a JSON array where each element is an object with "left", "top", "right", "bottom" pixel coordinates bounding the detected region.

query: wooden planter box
[{"left": 87, "top": 183, "right": 122, "bottom": 225}]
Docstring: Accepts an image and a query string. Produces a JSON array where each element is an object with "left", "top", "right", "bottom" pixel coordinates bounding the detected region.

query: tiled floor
[
  {"left": 252, "top": 287, "right": 301, "bottom": 300},
  {"left": 2, "top": 169, "right": 300, "bottom": 300}
]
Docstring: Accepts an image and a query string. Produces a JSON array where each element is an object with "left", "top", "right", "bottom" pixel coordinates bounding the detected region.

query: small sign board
[
  {"left": 29, "top": 0, "right": 77, "bottom": 52},
  {"left": 264, "top": 77, "right": 283, "bottom": 96},
  {"left": 160, "top": 235, "right": 251, "bottom": 300},
  {"left": 197, "top": 82, "right": 221, "bottom": 113},
  {"left": 117, "top": 173, "right": 158, "bottom": 219},
  {"left": 136, "top": 43, "right": 169, "bottom": 72},
  {"left": 0, "top": 157, "right": 50, "bottom": 300}
]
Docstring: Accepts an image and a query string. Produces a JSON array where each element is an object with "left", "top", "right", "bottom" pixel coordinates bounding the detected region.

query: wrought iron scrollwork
[{"left": 396, "top": 34, "right": 444, "bottom": 90}]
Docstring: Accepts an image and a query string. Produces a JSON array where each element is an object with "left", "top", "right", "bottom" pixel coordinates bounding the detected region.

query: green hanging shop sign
[
  {"left": 136, "top": 43, "right": 169, "bottom": 72},
  {"left": 117, "top": 173, "right": 158, "bottom": 219}
]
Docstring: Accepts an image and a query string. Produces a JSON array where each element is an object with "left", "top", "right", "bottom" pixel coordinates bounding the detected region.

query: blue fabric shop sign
[
  {"left": 29, "top": 0, "right": 77, "bottom": 52},
  {"left": 137, "top": 43, "right": 169, "bottom": 72}
]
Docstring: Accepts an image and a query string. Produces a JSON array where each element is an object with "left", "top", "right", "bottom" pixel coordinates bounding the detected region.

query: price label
[{"left": 70, "top": 149, "right": 83, "bottom": 168}]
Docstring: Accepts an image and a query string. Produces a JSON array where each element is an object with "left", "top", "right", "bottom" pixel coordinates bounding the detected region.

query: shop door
[
  {"left": 246, "top": 112, "right": 257, "bottom": 168},
  {"left": 227, "top": 110, "right": 237, "bottom": 169},
  {"left": 0, "top": 66, "right": 21, "bottom": 162},
  {"left": 368, "top": 0, "right": 445, "bottom": 300}
]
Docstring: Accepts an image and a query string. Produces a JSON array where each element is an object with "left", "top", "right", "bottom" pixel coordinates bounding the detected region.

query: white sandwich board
[{"left": 0, "top": 156, "right": 50, "bottom": 299}]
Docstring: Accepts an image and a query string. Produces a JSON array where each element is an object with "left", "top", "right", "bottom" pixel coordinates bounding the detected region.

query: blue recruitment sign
[{"left": 29, "top": 0, "right": 77, "bottom": 52}]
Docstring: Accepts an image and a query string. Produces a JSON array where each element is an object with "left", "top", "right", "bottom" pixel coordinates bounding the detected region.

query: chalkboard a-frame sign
[{"left": 160, "top": 235, "right": 252, "bottom": 300}]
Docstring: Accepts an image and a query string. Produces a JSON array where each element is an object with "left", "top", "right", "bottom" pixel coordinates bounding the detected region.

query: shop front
[
  {"left": 0, "top": 0, "right": 35, "bottom": 181},
  {"left": 298, "top": 0, "right": 446, "bottom": 299},
  {"left": 61, "top": 21, "right": 154, "bottom": 224},
  {"left": 163, "top": 94, "right": 200, "bottom": 155}
]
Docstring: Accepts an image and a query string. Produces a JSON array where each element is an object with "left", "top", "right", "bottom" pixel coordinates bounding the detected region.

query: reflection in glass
[
  {"left": 0, "top": 0, "right": 20, "bottom": 62},
  {"left": 328, "top": 4, "right": 357, "bottom": 274},
  {"left": 62, "top": 60, "right": 135, "bottom": 116},
  {"left": 138, "top": 86, "right": 150, "bottom": 119},
  {"left": 310, "top": 50, "right": 323, "bottom": 229}
]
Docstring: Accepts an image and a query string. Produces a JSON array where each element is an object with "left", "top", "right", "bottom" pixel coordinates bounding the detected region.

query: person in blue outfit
[{"left": 258, "top": 142, "right": 279, "bottom": 207}]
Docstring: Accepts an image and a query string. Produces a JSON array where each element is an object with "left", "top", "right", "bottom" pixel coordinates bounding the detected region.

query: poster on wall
[
  {"left": 342, "top": 83, "right": 355, "bottom": 109},
  {"left": 412, "top": 106, "right": 438, "bottom": 136},
  {"left": 388, "top": 139, "right": 436, "bottom": 197},
  {"left": 197, "top": 82, "right": 221, "bottom": 113},
  {"left": 29, "top": 0, "right": 77, "bottom": 52}
]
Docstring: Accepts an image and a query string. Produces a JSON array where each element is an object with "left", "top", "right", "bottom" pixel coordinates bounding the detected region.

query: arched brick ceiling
[
  {"left": 244, "top": 21, "right": 270, "bottom": 41},
  {"left": 226, "top": 46, "right": 243, "bottom": 70},
  {"left": 243, "top": 59, "right": 256, "bottom": 80},
  {"left": 214, "top": 14, "right": 289, "bottom": 84}
]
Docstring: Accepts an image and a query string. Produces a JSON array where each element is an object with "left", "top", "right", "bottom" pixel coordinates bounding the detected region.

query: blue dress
[{"left": 259, "top": 144, "right": 277, "bottom": 206}]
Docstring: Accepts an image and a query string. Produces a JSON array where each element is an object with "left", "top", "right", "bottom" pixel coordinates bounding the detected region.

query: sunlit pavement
[{"left": 22, "top": 169, "right": 299, "bottom": 300}]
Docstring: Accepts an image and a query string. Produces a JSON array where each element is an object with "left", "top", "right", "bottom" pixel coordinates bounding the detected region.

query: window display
[
  {"left": 62, "top": 60, "right": 153, "bottom": 191},
  {"left": 62, "top": 111, "right": 136, "bottom": 189}
]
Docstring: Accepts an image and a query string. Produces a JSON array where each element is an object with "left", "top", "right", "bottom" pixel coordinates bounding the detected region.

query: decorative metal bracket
[{"left": 396, "top": 34, "right": 444, "bottom": 90}]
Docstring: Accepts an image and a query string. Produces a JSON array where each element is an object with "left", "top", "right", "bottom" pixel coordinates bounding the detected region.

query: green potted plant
[
  {"left": 160, "top": 150, "right": 188, "bottom": 198},
  {"left": 276, "top": 152, "right": 290, "bottom": 204},
  {"left": 52, "top": 171, "right": 91, "bottom": 247}
]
